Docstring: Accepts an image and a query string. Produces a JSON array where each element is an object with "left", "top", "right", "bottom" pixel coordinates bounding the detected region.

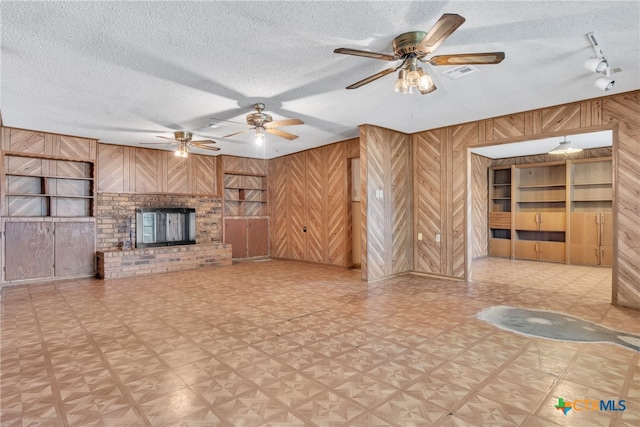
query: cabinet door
[
  {"left": 224, "top": 218, "right": 247, "bottom": 258},
  {"left": 54, "top": 221, "right": 96, "bottom": 277},
  {"left": 247, "top": 218, "right": 269, "bottom": 257},
  {"left": 5, "top": 221, "right": 53, "bottom": 281},
  {"left": 515, "top": 213, "right": 538, "bottom": 231},
  {"left": 539, "top": 241, "right": 566, "bottom": 263},
  {"left": 539, "top": 212, "right": 565, "bottom": 231},
  {"left": 489, "top": 238, "right": 511, "bottom": 258},
  {"left": 515, "top": 240, "right": 538, "bottom": 260},
  {"left": 569, "top": 213, "right": 599, "bottom": 266}
]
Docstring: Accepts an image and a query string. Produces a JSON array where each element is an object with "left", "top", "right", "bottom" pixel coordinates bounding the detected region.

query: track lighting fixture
[
  {"left": 549, "top": 136, "right": 582, "bottom": 155},
  {"left": 585, "top": 31, "right": 615, "bottom": 92}
]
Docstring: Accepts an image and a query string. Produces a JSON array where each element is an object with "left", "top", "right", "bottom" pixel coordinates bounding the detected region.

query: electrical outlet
[{"left": 435, "top": 233, "right": 441, "bottom": 243}]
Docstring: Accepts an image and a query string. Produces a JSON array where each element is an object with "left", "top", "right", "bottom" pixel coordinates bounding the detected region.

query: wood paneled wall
[
  {"left": 398, "top": 90, "right": 639, "bottom": 309},
  {"left": 1, "top": 127, "right": 97, "bottom": 160},
  {"left": 268, "top": 139, "right": 357, "bottom": 267},
  {"left": 97, "top": 144, "right": 217, "bottom": 195},
  {"left": 360, "top": 126, "right": 412, "bottom": 281}
]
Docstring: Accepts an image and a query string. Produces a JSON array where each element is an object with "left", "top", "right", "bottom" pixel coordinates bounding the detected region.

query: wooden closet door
[{"left": 5, "top": 221, "right": 53, "bottom": 281}]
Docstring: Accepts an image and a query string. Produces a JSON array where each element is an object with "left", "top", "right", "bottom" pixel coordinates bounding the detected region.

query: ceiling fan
[
  {"left": 143, "top": 131, "right": 220, "bottom": 157},
  {"left": 222, "top": 103, "right": 304, "bottom": 141},
  {"left": 334, "top": 13, "right": 505, "bottom": 94}
]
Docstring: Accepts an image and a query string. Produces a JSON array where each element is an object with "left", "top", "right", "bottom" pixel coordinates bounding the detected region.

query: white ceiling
[{"left": 2, "top": 1, "right": 638, "bottom": 159}]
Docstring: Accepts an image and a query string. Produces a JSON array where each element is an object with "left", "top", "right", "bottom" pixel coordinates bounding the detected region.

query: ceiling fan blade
[
  {"left": 223, "top": 129, "right": 251, "bottom": 138},
  {"left": 334, "top": 48, "right": 397, "bottom": 61},
  {"left": 266, "top": 128, "right": 298, "bottom": 140},
  {"left": 346, "top": 67, "right": 397, "bottom": 89},
  {"left": 209, "top": 117, "right": 247, "bottom": 126},
  {"left": 191, "top": 142, "right": 221, "bottom": 151},
  {"left": 265, "top": 118, "right": 304, "bottom": 128},
  {"left": 429, "top": 52, "right": 505, "bottom": 66},
  {"left": 191, "top": 139, "right": 216, "bottom": 145},
  {"left": 156, "top": 135, "right": 178, "bottom": 141},
  {"left": 416, "top": 13, "right": 466, "bottom": 54}
]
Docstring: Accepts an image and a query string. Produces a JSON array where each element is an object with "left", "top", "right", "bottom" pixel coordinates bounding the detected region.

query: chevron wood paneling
[
  {"left": 451, "top": 123, "right": 478, "bottom": 277},
  {"left": 5, "top": 129, "right": 46, "bottom": 153},
  {"left": 360, "top": 133, "right": 369, "bottom": 280},
  {"left": 326, "top": 144, "right": 346, "bottom": 266},
  {"left": 361, "top": 126, "right": 412, "bottom": 280},
  {"left": 97, "top": 144, "right": 126, "bottom": 193},
  {"left": 194, "top": 155, "right": 216, "bottom": 195},
  {"left": 390, "top": 135, "right": 411, "bottom": 274},
  {"left": 414, "top": 131, "right": 442, "bottom": 274},
  {"left": 269, "top": 156, "right": 289, "bottom": 258},
  {"left": 166, "top": 153, "right": 189, "bottom": 193},
  {"left": 284, "top": 152, "right": 304, "bottom": 260},
  {"left": 59, "top": 135, "right": 96, "bottom": 160},
  {"left": 134, "top": 148, "right": 160, "bottom": 193},
  {"left": 542, "top": 103, "right": 581, "bottom": 132},
  {"left": 247, "top": 158, "right": 268, "bottom": 175},
  {"left": 472, "top": 154, "right": 490, "bottom": 259},
  {"left": 268, "top": 141, "right": 350, "bottom": 267},
  {"left": 604, "top": 91, "right": 640, "bottom": 309},
  {"left": 305, "top": 147, "right": 324, "bottom": 263},
  {"left": 492, "top": 114, "right": 526, "bottom": 140}
]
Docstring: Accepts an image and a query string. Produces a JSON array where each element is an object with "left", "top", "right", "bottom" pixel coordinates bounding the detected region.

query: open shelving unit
[
  {"left": 488, "top": 166, "right": 512, "bottom": 257},
  {"left": 3, "top": 153, "right": 95, "bottom": 217}
]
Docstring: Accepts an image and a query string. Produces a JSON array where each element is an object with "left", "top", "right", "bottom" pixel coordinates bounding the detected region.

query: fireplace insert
[{"left": 135, "top": 207, "right": 196, "bottom": 248}]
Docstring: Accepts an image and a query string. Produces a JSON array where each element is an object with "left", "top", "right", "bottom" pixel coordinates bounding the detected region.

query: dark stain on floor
[{"left": 477, "top": 306, "right": 640, "bottom": 352}]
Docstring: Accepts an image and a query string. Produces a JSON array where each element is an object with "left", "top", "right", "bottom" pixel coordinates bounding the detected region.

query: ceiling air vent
[{"left": 442, "top": 65, "right": 478, "bottom": 79}]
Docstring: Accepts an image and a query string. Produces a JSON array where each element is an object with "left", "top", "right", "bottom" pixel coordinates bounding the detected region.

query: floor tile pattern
[{"left": 1, "top": 258, "right": 638, "bottom": 426}]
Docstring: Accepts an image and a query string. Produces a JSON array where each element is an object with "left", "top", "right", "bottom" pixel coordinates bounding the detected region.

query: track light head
[
  {"left": 595, "top": 76, "right": 615, "bottom": 91},
  {"left": 584, "top": 57, "right": 608, "bottom": 73}
]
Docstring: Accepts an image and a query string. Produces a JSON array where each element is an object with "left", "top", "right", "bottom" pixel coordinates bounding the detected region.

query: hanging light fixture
[
  {"left": 394, "top": 58, "right": 435, "bottom": 94},
  {"left": 549, "top": 136, "right": 583, "bottom": 155},
  {"left": 174, "top": 142, "right": 189, "bottom": 158},
  {"left": 255, "top": 126, "right": 265, "bottom": 144}
]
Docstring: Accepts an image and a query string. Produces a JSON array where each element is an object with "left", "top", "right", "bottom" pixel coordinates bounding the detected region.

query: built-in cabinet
[
  {"left": 569, "top": 158, "right": 613, "bottom": 266},
  {"left": 4, "top": 153, "right": 95, "bottom": 217},
  {"left": 1, "top": 128, "right": 98, "bottom": 284},
  {"left": 219, "top": 156, "right": 269, "bottom": 258},
  {"left": 487, "top": 157, "right": 612, "bottom": 266}
]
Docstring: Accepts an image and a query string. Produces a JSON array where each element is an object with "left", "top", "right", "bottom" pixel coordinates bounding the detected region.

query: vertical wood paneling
[
  {"left": 364, "top": 127, "right": 386, "bottom": 280},
  {"left": 390, "top": 135, "right": 412, "bottom": 273},
  {"left": 360, "top": 131, "right": 369, "bottom": 280}
]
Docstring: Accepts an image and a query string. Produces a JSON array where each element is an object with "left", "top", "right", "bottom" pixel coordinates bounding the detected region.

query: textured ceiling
[{"left": 2, "top": 1, "right": 639, "bottom": 159}]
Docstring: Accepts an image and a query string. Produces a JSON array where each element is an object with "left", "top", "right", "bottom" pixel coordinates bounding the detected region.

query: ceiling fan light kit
[
  {"left": 334, "top": 13, "right": 505, "bottom": 95},
  {"left": 585, "top": 31, "right": 615, "bottom": 91}
]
